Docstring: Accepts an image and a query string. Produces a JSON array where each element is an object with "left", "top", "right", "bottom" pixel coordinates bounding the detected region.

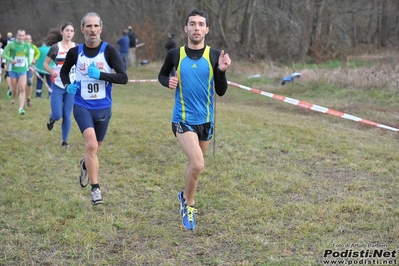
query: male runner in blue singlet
[{"left": 158, "top": 8, "right": 232, "bottom": 230}]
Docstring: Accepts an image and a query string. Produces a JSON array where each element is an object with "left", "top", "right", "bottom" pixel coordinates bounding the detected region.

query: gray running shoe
[
  {"left": 61, "top": 141, "right": 70, "bottom": 149},
  {"left": 91, "top": 188, "right": 103, "bottom": 205},
  {"left": 79, "top": 157, "right": 89, "bottom": 187}
]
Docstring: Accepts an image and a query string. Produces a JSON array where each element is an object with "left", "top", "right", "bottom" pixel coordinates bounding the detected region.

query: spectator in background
[
  {"left": 3, "top": 57, "right": 12, "bottom": 98},
  {"left": 25, "top": 34, "right": 40, "bottom": 107},
  {"left": 0, "top": 42, "right": 3, "bottom": 83},
  {"left": 35, "top": 43, "right": 53, "bottom": 98},
  {"left": 247, "top": 50, "right": 254, "bottom": 61},
  {"left": 127, "top": 25, "right": 138, "bottom": 67},
  {"left": 117, "top": 30, "right": 129, "bottom": 71},
  {"left": 0, "top": 33, "right": 7, "bottom": 48},
  {"left": 6, "top": 32, "right": 14, "bottom": 44},
  {"left": 2, "top": 33, "right": 13, "bottom": 98},
  {"left": 165, "top": 31, "right": 177, "bottom": 76}
]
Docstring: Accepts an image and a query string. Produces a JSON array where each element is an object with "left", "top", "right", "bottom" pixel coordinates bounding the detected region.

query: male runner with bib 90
[
  {"left": 158, "top": 8, "right": 232, "bottom": 230},
  {"left": 60, "top": 12, "right": 128, "bottom": 205}
]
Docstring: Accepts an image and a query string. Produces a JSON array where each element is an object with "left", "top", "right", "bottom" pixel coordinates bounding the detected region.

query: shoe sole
[
  {"left": 91, "top": 188, "right": 103, "bottom": 205},
  {"left": 91, "top": 200, "right": 104, "bottom": 205},
  {"left": 62, "top": 142, "right": 71, "bottom": 149},
  {"left": 177, "top": 192, "right": 185, "bottom": 216},
  {"left": 80, "top": 175, "right": 89, "bottom": 187},
  {"left": 80, "top": 158, "right": 89, "bottom": 188},
  {"left": 47, "top": 120, "right": 54, "bottom": 131}
]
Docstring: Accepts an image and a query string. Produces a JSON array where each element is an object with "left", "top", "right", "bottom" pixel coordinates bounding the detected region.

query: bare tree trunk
[
  {"left": 310, "top": 0, "right": 324, "bottom": 47},
  {"left": 202, "top": 0, "right": 229, "bottom": 48},
  {"left": 240, "top": 1, "right": 251, "bottom": 47},
  {"left": 367, "top": 0, "right": 376, "bottom": 44},
  {"left": 397, "top": 0, "right": 399, "bottom": 45},
  {"left": 380, "top": 0, "right": 388, "bottom": 47},
  {"left": 352, "top": 13, "right": 358, "bottom": 48},
  {"left": 243, "top": 0, "right": 258, "bottom": 48},
  {"left": 315, "top": 0, "right": 324, "bottom": 44},
  {"left": 300, "top": 0, "right": 311, "bottom": 62},
  {"left": 377, "top": 0, "right": 381, "bottom": 49},
  {"left": 327, "top": 23, "right": 333, "bottom": 48}
]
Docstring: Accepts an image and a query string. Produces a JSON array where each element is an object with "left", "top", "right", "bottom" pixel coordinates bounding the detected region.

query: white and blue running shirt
[{"left": 74, "top": 42, "right": 113, "bottom": 110}]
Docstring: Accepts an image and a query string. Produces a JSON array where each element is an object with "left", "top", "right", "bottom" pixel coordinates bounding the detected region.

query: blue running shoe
[
  {"left": 177, "top": 191, "right": 197, "bottom": 230},
  {"left": 177, "top": 191, "right": 185, "bottom": 216}
]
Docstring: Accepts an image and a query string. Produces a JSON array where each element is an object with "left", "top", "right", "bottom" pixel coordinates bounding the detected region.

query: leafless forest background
[{"left": 1, "top": 0, "right": 399, "bottom": 64}]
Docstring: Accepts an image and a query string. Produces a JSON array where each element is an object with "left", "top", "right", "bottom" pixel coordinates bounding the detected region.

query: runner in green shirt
[{"left": 2, "top": 29, "right": 31, "bottom": 115}]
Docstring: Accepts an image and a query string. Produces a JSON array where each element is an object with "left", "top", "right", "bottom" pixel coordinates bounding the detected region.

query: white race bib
[
  {"left": 80, "top": 79, "right": 106, "bottom": 100},
  {"left": 15, "top": 56, "right": 26, "bottom": 67}
]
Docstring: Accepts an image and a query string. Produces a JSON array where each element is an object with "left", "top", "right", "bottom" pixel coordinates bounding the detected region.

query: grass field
[{"left": 0, "top": 57, "right": 398, "bottom": 265}]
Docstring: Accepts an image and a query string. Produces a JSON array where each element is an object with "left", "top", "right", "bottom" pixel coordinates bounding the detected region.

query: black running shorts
[{"left": 172, "top": 122, "right": 214, "bottom": 141}]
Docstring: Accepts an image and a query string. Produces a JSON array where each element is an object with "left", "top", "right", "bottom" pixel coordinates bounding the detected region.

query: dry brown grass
[{"left": 230, "top": 50, "right": 399, "bottom": 92}]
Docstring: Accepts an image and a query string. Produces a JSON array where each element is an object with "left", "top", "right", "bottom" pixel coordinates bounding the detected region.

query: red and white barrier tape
[
  {"left": 227, "top": 81, "right": 399, "bottom": 133},
  {"left": 125, "top": 78, "right": 398, "bottom": 132}
]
